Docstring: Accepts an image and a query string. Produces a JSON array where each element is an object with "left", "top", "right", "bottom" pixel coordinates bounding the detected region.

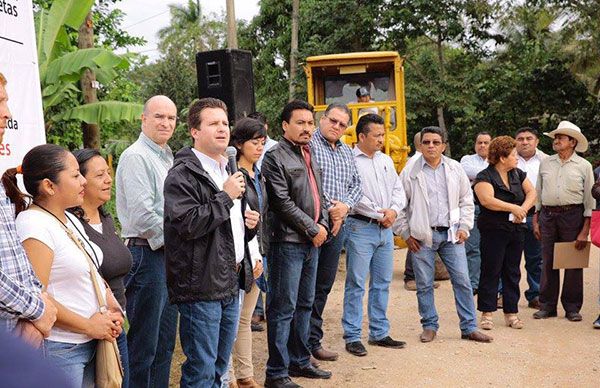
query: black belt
[
  {"left": 431, "top": 226, "right": 449, "bottom": 232},
  {"left": 542, "top": 204, "right": 583, "bottom": 213},
  {"left": 127, "top": 237, "right": 150, "bottom": 246},
  {"left": 349, "top": 214, "right": 380, "bottom": 224}
]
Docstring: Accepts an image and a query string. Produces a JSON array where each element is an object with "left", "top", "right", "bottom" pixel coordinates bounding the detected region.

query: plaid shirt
[
  {"left": 310, "top": 129, "right": 362, "bottom": 209},
  {"left": 0, "top": 184, "right": 44, "bottom": 332}
]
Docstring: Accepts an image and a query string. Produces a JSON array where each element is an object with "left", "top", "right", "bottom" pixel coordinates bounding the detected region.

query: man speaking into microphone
[
  {"left": 262, "top": 100, "right": 331, "bottom": 387},
  {"left": 163, "top": 98, "right": 260, "bottom": 387}
]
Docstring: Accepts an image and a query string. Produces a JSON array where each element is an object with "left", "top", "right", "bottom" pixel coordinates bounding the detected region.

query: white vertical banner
[{"left": 0, "top": 0, "right": 46, "bottom": 172}]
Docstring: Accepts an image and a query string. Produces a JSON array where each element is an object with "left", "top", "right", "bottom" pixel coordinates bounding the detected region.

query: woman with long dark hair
[
  {"left": 69, "top": 148, "right": 133, "bottom": 388},
  {"left": 227, "top": 117, "right": 268, "bottom": 388},
  {"left": 2, "top": 144, "right": 124, "bottom": 387}
]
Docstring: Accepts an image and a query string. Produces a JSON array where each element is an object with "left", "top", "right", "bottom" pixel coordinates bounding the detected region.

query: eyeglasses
[
  {"left": 421, "top": 140, "right": 443, "bottom": 146},
  {"left": 324, "top": 115, "right": 349, "bottom": 130}
]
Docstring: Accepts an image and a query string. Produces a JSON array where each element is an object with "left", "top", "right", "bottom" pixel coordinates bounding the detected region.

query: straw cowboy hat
[{"left": 543, "top": 120, "right": 588, "bottom": 153}]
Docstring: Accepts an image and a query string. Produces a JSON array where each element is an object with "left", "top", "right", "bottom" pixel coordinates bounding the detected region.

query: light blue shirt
[
  {"left": 460, "top": 153, "right": 488, "bottom": 182},
  {"left": 116, "top": 132, "right": 173, "bottom": 250},
  {"left": 422, "top": 158, "right": 450, "bottom": 227}
]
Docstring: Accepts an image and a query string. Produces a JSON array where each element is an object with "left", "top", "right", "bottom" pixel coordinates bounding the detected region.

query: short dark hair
[
  {"left": 281, "top": 99, "right": 314, "bottom": 124},
  {"left": 247, "top": 111, "right": 267, "bottom": 124},
  {"left": 324, "top": 103, "right": 351, "bottom": 118},
  {"left": 356, "top": 114, "right": 384, "bottom": 137},
  {"left": 475, "top": 131, "right": 491, "bottom": 141},
  {"left": 230, "top": 118, "right": 267, "bottom": 160},
  {"left": 488, "top": 136, "right": 516, "bottom": 165},
  {"left": 420, "top": 126, "right": 447, "bottom": 143},
  {"left": 515, "top": 127, "right": 539, "bottom": 138},
  {"left": 187, "top": 98, "right": 228, "bottom": 130}
]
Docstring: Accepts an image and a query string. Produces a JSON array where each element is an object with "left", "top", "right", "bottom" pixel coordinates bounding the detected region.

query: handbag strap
[{"left": 31, "top": 207, "right": 108, "bottom": 311}]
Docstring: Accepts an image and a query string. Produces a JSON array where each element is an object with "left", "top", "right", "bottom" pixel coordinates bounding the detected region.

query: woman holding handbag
[
  {"left": 2, "top": 144, "right": 124, "bottom": 388},
  {"left": 69, "top": 148, "right": 133, "bottom": 387}
]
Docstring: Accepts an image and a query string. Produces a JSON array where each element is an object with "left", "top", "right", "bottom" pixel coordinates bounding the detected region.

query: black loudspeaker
[{"left": 196, "top": 49, "right": 255, "bottom": 124}]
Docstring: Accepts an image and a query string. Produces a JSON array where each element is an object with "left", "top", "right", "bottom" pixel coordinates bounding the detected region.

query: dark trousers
[
  {"left": 308, "top": 224, "right": 347, "bottom": 352},
  {"left": 478, "top": 228, "right": 524, "bottom": 313},
  {"left": 539, "top": 206, "right": 584, "bottom": 313},
  {"left": 523, "top": 215, "right": 542, "bottom": 302},
  {"left": 404, "top": 250, "right": 414, "bottom": 281},
  {"left": 266, "top": 242, "right": 318, "bottom": 379}
]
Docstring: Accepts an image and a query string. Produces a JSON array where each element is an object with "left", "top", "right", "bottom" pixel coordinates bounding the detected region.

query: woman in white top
[{"left": 2, "top": 144, "right": 124, "bottom": 388}]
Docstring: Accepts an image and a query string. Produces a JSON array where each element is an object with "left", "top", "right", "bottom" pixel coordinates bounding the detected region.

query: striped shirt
[
  {"left": 0, "top": 184, "right": 44, "bottom": 332},
  {"left": 310, "top": 129, "right": 362, "bottom": 209}
]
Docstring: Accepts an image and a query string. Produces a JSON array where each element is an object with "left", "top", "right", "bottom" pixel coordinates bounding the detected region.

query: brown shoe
[
  {"left": 528, "top": 297, "right": 541, "bottom": 310},
  {"left": 312, "top": 347, "right": 338, "bottom": 361},
  {"left": 404, "top": 280, "right": 417, "bottom": 291},
  {"left": 310, "top": 356, "right": 321, "bottom": 368},
  {"left": 420, "top": 329, "right": 436, "bottom": 343},
  {"left": 461, "top": 330, "right": 493, "bottom": 343},
  {"left": 236, "top": 377, "right": 261, "bottom": 388}
]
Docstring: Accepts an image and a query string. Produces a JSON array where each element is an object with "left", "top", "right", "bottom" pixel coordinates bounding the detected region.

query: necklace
[{"left": 33, "top": 203, "right": 102, "bottom": 271}]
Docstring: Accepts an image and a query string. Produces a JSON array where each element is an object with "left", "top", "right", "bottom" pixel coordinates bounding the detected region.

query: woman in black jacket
[{"left": 227, "top": 117, "right": 268, "bottom": 388}]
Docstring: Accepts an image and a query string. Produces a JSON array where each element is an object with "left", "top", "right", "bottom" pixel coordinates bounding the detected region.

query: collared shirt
[
  {"left": 536, "top": 152, "right": 596, "bottom": 217},
  {"left": 116, "top": 132, "right": 173, "bottom": 250},
  {"left": 310, "top": 129, "right": 362, "bottom": 209},
  {"left": 0, "top": 184, "right": 44, "bottom": 332},
  {"left": 422, "top": 158, "right": 450, "bottom": 227},
  {"left": 517, "top": 149, "right": 546, "bottom": 187},
  {"left": 352, "top": 146, "right": 406, "bottom": 220},
  {"left": 191, "top": 149, "right": 245, "bottom": 263},
  {"left": 460, "top": 153, "right": 488, "bottom": 182}
]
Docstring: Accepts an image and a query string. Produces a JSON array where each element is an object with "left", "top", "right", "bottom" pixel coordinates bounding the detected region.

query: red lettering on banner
[{"left": 0, "top": 143, "right": 11, "bottom": 156}]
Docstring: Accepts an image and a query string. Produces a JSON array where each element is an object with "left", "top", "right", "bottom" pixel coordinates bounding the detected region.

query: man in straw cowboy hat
[{"left": 532, "top": 121, "right": 596, "bottom": 321}]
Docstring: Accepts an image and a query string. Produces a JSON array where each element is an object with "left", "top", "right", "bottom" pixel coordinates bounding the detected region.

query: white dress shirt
[
  {"left": 517, "top": 149, "right": 546, "bottom": 187},
  {"left": 351, "top": 146, "right": 406, "bottom": 220},
  {"left": 460, "top": 153, "right": 488, "bottom": 182},
  {"left": 192, "top": 148, "right": 245, "bottom": 264}
]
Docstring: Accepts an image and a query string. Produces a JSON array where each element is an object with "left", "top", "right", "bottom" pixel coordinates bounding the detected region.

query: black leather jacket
[
  {"left": 163, "top": 147, "right": 256, "bottom": 304},
  {"left": 261, "top": 138, "right": 329, "bottom": 244}
]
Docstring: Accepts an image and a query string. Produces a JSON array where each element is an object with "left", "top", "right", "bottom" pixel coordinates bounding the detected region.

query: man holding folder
[{"left": 532, "top": 121, "right": 596, "bottom": 321}]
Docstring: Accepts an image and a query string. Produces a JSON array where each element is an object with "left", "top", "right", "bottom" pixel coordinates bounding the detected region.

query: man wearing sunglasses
[
  {"left": 308, "top": 104, "right": 362, "bottom": 364},
  {"left": 396, "top": 126, "right": 492, "bottom": 344}
]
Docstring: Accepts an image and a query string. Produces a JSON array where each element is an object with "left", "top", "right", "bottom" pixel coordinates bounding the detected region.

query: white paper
[{"left": 508, "top": 213, "right": 527, "bottom": 223}]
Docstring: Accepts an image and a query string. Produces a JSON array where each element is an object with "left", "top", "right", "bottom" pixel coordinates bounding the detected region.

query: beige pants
[{"left": 229, "top": 283, "right": 261, "bottom": 380}]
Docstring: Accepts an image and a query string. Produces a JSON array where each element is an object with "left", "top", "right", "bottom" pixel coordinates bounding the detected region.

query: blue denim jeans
[
  {"left": 465, "top": 205, "right": 481, "bottom": 290},
  {"left": 309, "top": 223, "right": 347, "bottom": 351},
  {"left": 412, "top": 230, "right": 478, "bottom": 335},
  {"left": 266, "top": 242, "right": 318, "bottom": 379},
  {"left": 116, "top": 328, "right": 129, "bottom": 388},
  {"left": 342, "top": 218, "right": 394, "bottom": 343},
  {"left": 523, "top": 215, "right": 542, "bottom": 302},
  {"left": 124, "top": 246, "right": 178, "bottom": 388},
  {"left": 44, "top": 339, "right": 97, "bottom": 388},
  {"left": 178, "top": 296, "right": 240, "bottom": 388}
]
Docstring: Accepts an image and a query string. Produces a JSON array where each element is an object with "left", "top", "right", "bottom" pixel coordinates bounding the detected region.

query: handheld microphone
[{"left": 226, "top": 146, "right": 238, "bottom": 175}]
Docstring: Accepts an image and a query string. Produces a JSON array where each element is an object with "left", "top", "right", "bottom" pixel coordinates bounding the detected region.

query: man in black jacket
[
  {"left": 163, "top": 98, "right": 260, "bottom": 388},
  {"left": 262, "top": 100, "right": 331, "bottom": 388}
]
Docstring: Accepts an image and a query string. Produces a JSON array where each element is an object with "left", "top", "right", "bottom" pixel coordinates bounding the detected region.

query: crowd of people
[{"left": 0, "top": 68, "right": 599, "bottom": 388}]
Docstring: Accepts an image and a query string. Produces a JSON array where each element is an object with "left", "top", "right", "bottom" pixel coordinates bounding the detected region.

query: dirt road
[{"left": 170, "top": 245, "right": 600, "bottom": 387}]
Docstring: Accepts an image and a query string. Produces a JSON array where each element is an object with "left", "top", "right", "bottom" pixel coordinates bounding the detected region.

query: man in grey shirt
[{"left": 116, "top": 95, "right": 178, "bottom": 387}]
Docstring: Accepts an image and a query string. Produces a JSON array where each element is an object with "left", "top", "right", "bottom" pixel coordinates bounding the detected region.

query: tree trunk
[
  {"left": 78, "top": 12, "right": 100, "bottom": 149},
  {"left": 226, "top": 0, "right": 238, "bottom": 49},
  {"left": 436, "top": 37, "right": 451, "bottom": 157},
  {"left": 289, "top": 0, "right": 300, "bottom": 101}
]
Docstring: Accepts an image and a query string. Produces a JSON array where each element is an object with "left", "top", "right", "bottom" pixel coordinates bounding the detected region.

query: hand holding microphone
[{"left": 224, "top": 146, "right": 245, "bottom": 200}]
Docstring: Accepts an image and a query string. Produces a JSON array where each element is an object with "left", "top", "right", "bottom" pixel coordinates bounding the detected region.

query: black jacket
[
  {"left": 240, "top": 167, "right": 269, "bottom": 256},
  {"left": 164, "top": 147, "right": 256, "bottom": 304},
  {"left": 261, "top": 137, "right": 329, "bottom": 244}
]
